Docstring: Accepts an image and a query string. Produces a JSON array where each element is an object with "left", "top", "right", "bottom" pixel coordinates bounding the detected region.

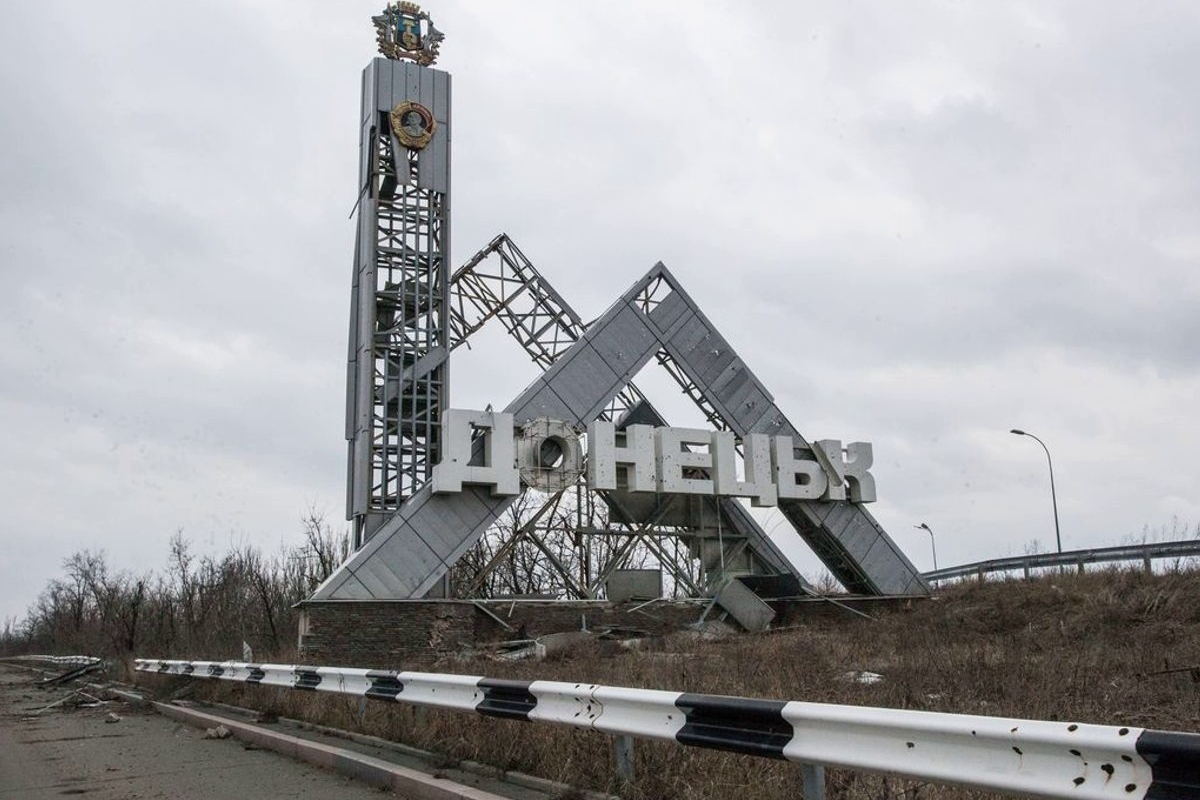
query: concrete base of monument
[{"left": 296, "top": 595, "right": 923, "bottom": 666}]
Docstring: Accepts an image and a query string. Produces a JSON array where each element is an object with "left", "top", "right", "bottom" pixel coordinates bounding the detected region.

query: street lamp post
[
  {"left": 1010, "top": 428, "right": 1062, "bottom": 554},
  {"left": 915, "top": 523, "right": 937, "bottom": 571}
]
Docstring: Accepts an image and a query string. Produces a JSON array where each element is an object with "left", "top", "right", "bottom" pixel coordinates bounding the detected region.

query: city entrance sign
[{"left": 431, "top": 410, "right": 876, "bottom": 505}]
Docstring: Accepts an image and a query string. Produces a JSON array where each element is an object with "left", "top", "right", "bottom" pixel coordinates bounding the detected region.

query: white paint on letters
[
  {"left": 431, "top": 409, "right": 520, "bottom": 496},
  {"left": 655, "top": 427, "right": 714, "bottom": 495},
  {"left": 432, "top": 409, "right": 876, "bottom": 503},
  {"left": 772, "top": 436, "right": 828, "bottom": 500},
  {"left": 842, "top": 441, "right": 876, "bottom": 503},
  {"left": 587, "top": 420, "right": 657, "bottom": 492},
  {"left": 712, "top": 431, "right": 777, "bottom": 507}
]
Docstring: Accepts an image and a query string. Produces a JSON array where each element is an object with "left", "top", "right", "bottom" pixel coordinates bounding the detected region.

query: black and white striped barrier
[
  {"left": 12, "top": 655, "right": 103, "bottom": 667},
  {"left": 135, "top": 659, "right": 1199, "bottom": 800}
]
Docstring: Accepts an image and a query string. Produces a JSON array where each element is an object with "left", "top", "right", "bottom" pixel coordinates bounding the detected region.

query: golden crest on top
[{"left": 373, "top": 2, "right": 444, "bottom": 66}]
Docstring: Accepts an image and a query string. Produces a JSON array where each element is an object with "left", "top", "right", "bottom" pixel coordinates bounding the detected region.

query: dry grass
[{"left": 136, "top": 566, "right": 1200, "bottom": 799}]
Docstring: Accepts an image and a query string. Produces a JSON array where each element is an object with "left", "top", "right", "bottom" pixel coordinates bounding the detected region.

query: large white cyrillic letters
[
  {"left": 655, "top": 427, "right": 714, "bottom": 495},
  {"left": 712, "top": 431, "right": 777, "bottom": 507},
  {"left": 842, "top": 441, "right": 876, "bottom": 502},
  {"left": 431, "top": 409, "right": 876, "bottom": 504},
  {"left": 772, "top": 436, "right": 828, "bottom": 500},
  {"left": 431, "top": 410, "right": 520, "bottom": 496},
  {"left": 587, "top": 421, "right": 657, "bottom": 492}
]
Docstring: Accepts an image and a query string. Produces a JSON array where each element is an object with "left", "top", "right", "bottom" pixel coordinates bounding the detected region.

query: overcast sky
[{"left": 3, "top": 2, "right": 1199, "bottom": 623}]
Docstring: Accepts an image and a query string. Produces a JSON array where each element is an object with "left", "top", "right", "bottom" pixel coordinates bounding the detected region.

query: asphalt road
[{"left": 0, "top": 664, "right": 400, "bottom": 799}]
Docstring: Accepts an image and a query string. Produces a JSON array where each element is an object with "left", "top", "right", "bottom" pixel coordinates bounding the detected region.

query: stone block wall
[{"left": 297, "top": 599, "right": 708, "bottom": 668}]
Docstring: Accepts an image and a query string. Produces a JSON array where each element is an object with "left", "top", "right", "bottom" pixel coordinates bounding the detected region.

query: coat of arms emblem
[
  {"left": 390, "top": 101, "right": 437, "bottom": 151},
  {"left": 373, "top": 2, "right": 444, "bottom": 66}
]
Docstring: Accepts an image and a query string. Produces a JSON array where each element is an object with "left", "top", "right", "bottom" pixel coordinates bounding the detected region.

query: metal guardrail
[
  {"left": 8, "top": 654, "right": 103, "bottom": 667},
  {"left": 135, "top": 658, "right": 1200, "bottom": 800},
  {"left": 923, "top": 540, "right": 1200, "bottom": 583}
]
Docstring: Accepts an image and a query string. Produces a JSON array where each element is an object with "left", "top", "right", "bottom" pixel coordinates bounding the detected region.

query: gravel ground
[{"left": 0, "top": 663, "right": 401, "bottom": 799}]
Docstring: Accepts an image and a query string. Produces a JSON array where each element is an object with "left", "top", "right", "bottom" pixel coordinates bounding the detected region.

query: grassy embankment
[{"left": 136, "top": 567, "right": 1200, "bottom": 800}]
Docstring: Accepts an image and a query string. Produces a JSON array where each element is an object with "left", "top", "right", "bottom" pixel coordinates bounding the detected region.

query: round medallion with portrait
[{"left": 389, "top": 101, "right": 437, "bottom": 151}]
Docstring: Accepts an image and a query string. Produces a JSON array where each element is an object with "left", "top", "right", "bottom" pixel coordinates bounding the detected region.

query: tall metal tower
[{"left": 347, "top": 3, "right": 450, "bottom": 547}]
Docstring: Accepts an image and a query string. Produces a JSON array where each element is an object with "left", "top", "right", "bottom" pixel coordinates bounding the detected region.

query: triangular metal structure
[
  {"left": 446, "top": 235, "right": 809, "bottom": 598},
  {"left": 313, "top": 262, "right": 929, "bottom": 600}
]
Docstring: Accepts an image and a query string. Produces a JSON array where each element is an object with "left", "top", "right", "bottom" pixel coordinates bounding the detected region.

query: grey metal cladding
[
  {"left": 362, "top": 61, "right": 377, "bottom": 127},
  {"left": 436, "top": 491, "right": 516, "bottom": 572},
  {"left": 747, "top": 407, "right": 795, "bottom": 439},
  {"left": 826, "top": 508, "right": 882, "bottom": 559},
  {"left": 311, "top": 563, "right": 352, "bottom": 600},
  {"left": 709, "top": 359, "right": 750, "bottom": 401},
  {"left": 359, "top": 120, "right": 373, "bottom": 193},
  {"left": 345, "top": 446, "right": 355, "bottom": 523},
  {"left": 412, "top": 490, "right": 494, "bottom": 557},
  {"left": 357, "top": 529, "right": 442, "bottom": 596},
  {"left": 645, "top": 288, "right": 689, "bottom": 333},
  {"left": 507, "top": 382, "right": 575, "bottom": 426},
  {"left": 542, "top": 344, "right": 621, "bottom": 422},
  {"left": 399, "top": 60, "right": 416, "bottom": 99},
  {"left": 374, "top": 57, "right": 393, "bottom": 111},
  {"left": 416, "top": 68, "right": 450, "bottom": 193},
  {"left": 664, "top": 315, "right": 712, "bottom": 369},
  {"left": 345, "top": 317, "right": 359, "bottom": 443},
  {"left": 589, "top": 303, "right": 659, "bottom": 377},
  {"left": 808, "top": 496, "right": 850, "bottom": 536},
  {"left": 432, "top": 65, "right": 450, "bottom": 122},
  {"left": 351, "top": 437, "right": 370, "bottom": 517},
  {"left": 333, "top": 573, "right": 375, "bottom": 600},
  {"left": 691, "top": 332, "right": 737, "bottom": 388},
  {"left": 366, "top": 59, "right": 450, "bottom": 194},
  {"left": 708, "top": 363, "right": 772, "bottom": 434},
  {"left": 855, "top": 504, "right": 929, "bottom": 591},
  {"left": 418, "top": 63, "right": 434, "bottom": 109},
  {"left": 730, "top": 386, "right": 772, "bottom": 432},
  {"left": 359, "top": 65, "right": 376, "bottom": 180},
  {"left": 351, "top": 549, "right": 410, "bottom": 597},
  {"left": 778, "top": 496, "right": 827, "bottom": 531},
  {"left": 858, "top": 538, "right": 914, "bottom": 595}
]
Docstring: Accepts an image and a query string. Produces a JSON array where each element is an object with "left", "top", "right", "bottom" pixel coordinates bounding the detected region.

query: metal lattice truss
[
  {"left": 316, "top": 253, "right": 930, "bottom": 601},
  {"left": 444, "top": 235, "right": 806, "bottom": 598},
  {"left": 347, "top": 58, "right": 451, "bottom": 547}
]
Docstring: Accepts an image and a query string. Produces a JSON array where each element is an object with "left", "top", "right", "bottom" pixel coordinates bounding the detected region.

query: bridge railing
[
  {"left": 923, "top": 540, "right": 1200, "bottom": 583},
  {"left": 135, "top": 658, "right": 1199, "bottom": 800}
]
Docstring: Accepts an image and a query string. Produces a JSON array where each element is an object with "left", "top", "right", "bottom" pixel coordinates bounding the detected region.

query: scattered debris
[
  {"left": 1136, "top": 665, "right": 1200, "bottom": 683},
  {"left": 39, "top": 661, "right": 104, "bottom": 688},
  {"left": 489, "top": 638, "right": 541, "bottom": 661},
  {"left": 681, "top": 620, "right": 738, "bottom": 641},
  {"left": 596, "top": 625, "right": 650, "bottom": 641},
  {"left": 203, "top": 725, "right": 232, "bottom": 740},
  {"left": 537, "top": 631, "right": 592, "bottom": 657},
  {"left": 33, "top": 688, "right": 106, "bottom": 714},
  {"left": 105, "top": 712, "right": 122, "bottom": 724},
  {"left": 841, "top": 671, "right": 885, "bottom": 685}
]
